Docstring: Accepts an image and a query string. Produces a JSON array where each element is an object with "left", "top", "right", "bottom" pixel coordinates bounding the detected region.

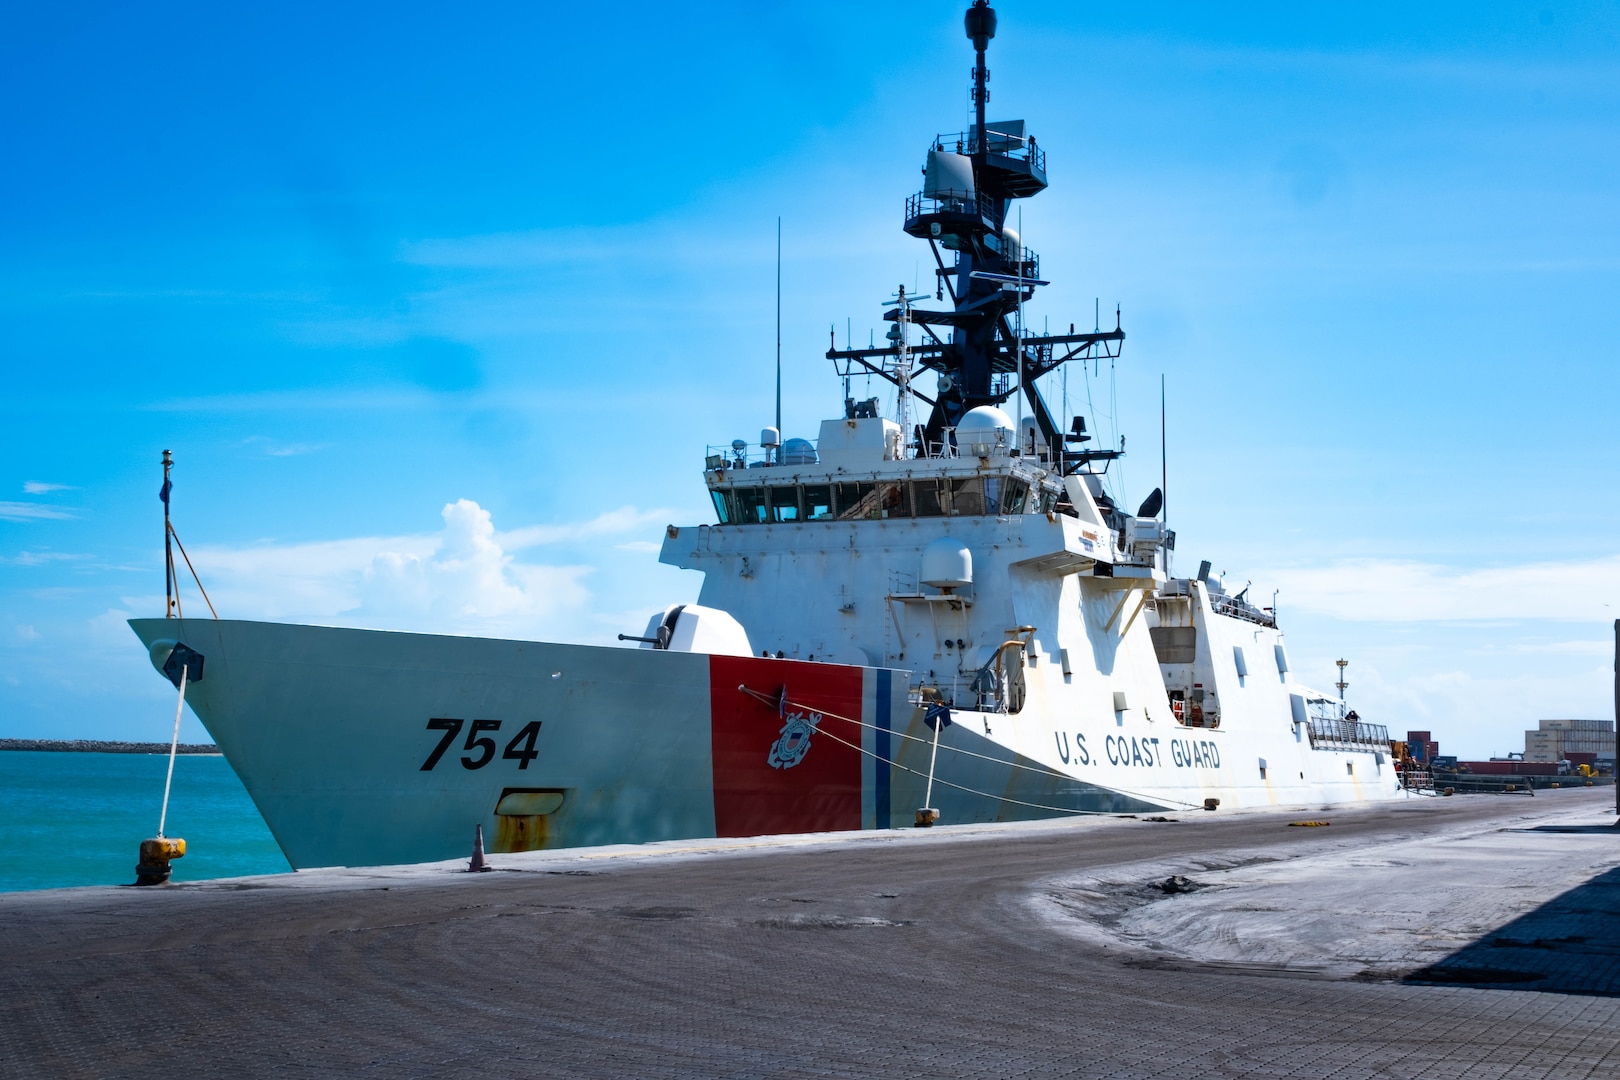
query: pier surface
[{"left": 3, "top": 790, "right": 1619, "bottom": 1078}]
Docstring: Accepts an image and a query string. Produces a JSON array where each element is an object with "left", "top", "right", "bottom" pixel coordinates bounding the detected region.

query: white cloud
[
  {"left": 496, "top": 506, "right": 674, "bottom": 550},
  {"left": 0, "top": 502, "right": 74, "bottom": 522},
  {"left": 241, "top": 436, "right": 328, "bottom": 458},
  {"left": 22, "top": 482, "right": 76, "bottom": 494},
  {"left": 89, "top": 606, "right": 144, "bottom": 648},
  {"left": 354, "top": 499, "right": 590, "bottom": 626},
  {"left": 2, "top": 551, "right": 92, "bottom": 566},
  {"left": 1269, "top": 555, "right": 1620, "bottom": 623},
  {"left": 181, "top": 499, "right": 666, "bottom": 638}
]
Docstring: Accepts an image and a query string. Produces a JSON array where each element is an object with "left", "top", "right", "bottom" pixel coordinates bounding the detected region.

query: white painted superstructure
[{"left": 665, "top": 410, "right": 1405, "bottom": 814}]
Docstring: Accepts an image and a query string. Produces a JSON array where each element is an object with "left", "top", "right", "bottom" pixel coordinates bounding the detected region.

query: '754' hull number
[{"left": 420, "top": 717, "right": 542, "bottom": 771}]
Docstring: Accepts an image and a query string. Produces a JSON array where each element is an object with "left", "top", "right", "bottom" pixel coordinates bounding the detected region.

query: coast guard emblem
[{"left": 767, "top": 711, "right": 823, "bottom": 770}]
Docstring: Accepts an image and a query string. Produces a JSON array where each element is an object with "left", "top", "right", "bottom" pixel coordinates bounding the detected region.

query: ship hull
[{"left": 130, "top": 618, "right": 1405, "bottom": 870}]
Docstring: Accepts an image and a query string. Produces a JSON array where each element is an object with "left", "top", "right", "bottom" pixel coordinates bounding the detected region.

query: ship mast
[
  {"left": 826, "top": 1, "right": 1126, "bottom": 475},
  {"left": 967, "top": 0, "right": 992, "bottom": 171}
]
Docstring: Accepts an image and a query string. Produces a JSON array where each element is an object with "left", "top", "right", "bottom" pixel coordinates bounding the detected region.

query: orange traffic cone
[{"left": 467, "top": 823, "right": 492, "bottom": 872}]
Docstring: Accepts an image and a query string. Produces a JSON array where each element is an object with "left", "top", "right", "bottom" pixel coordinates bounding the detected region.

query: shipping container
[
  {"left": 1539, "top": 719, "right": 1614, "bottom": 732},
  {"left": 1456, "top": 760, "right": 1560, "bottom": 776}
]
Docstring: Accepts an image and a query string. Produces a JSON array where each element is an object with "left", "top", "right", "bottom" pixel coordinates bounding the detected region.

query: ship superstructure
[
  {"left": 659, "top": 0, "right": 1404, "bottom": 814},
  {"left": 130, "top": 3, "right": 1407, "bottom": 874}
]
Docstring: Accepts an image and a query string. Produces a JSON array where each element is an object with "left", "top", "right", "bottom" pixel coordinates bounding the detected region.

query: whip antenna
[{"left": 776, "top": 216, "right": 782, "bottom": 437}]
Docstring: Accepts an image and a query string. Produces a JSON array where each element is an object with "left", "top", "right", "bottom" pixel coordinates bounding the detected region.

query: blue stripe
[{"left": 875, "top": 669, "right": 892, "bottom": 829}]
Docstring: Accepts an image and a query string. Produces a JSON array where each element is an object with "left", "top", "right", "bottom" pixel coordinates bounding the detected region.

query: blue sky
[{"left": 2, "top": 2, "right": 1617, "bottom": 756}]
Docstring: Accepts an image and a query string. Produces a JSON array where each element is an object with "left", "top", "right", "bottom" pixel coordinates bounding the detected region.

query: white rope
[
  {"left": 923, "top": 712, "right": 942, "bottom": 809},
  {"left": 742, "top": 685, "right": 1202, "bottom": 810},
  {"left": 740, "top": 685, "right": 1199, "bottom": 814},
  {"left": 157, "top": 664, "right": 187, "bottom": 838}
]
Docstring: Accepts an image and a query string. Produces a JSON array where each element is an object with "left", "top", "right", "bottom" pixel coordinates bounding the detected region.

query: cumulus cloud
[
  {"left": 496, "top": 506, "right": 674, "bottom": 551},
  {"left": 355, "top": 499, "right": 590, "bottom": 625},
  {"left": 186, "top": 499, "right": 663, "bottom": 638},
  {"left": 1269, "top": 555, "right": 1620, "bottom": 623}
]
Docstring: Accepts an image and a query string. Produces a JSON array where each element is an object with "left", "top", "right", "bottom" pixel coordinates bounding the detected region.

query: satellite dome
[
  {"left": 920, "top": 536, "right": 973, "bottom": 590},
  {"left": 957, "top": 405, "right": 1014, "bottom": 436},
  {"left": 956, "top": 405, "right": 1014, "bottom": 455},
  {"left": 782, "top": 437, "right": 817, "bottom": 465}
]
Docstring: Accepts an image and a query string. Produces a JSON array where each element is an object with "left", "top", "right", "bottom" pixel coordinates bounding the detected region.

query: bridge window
[
  {"left": 836, "top": 482, "right": 877, "bottom": 519},
  {"left": 769, "top": 486, "right": 800, "bottom": 522},
  {"left": 717, "top": 476, "right": 1045, "bottom": 524},
  {"left": 949, "top": 477, "right": 992, "bottom": 515},
  {"left": 878, "top": 481, "right": 909, "bottom": 518},
  {"left": 1000, "top": 478, "right": 1030, "bottom": 515},
  {"left": 804, "top": 484, "right": 833, "bottom": 520},
  {"left": 913, "top": 479, "right": 949, "bottom": 516},
  {"left": 734, "top": 486, "right": 768, "bottom": 524}
]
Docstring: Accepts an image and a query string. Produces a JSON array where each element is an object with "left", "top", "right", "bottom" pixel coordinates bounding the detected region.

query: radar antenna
[{"left": 826, "top": 2, "right": 1126, "bottom": 474}]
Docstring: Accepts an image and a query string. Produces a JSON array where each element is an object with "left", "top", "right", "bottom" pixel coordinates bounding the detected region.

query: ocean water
[{"left": 0, "top": 751, "right": 290, "bottom": 892}]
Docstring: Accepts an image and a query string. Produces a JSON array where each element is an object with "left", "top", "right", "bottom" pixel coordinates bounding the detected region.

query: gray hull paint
[
  {"left": 132, "top": 619, "right": 721, "bottom": 868},
  {"left": 130, "top": 619, "right": 1161, "bottom": 869}
]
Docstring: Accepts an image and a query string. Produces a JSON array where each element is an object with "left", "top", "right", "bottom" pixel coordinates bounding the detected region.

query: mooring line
[
  {"left": 738, "top": 684, "right": 1198, "bottom": 815},
  {"left": 157, "top": 663, "right": 188, "bottom": 838},
  {"left": 741, "top": 683, "right": 1198, "bottom": 809}
]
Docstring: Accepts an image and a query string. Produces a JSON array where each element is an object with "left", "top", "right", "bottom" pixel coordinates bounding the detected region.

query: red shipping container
[
  {"left": 1512, "top": 762, "right": 1558, "bottom": 776},
  {"left": 1408, "top": 730, "right": 1432, "bottom": 745},
  {"left": 1566, "top": 752, "right": 1597, "bottom": 767},
  {"left": 1460, "top": 761, "right": 1512, "bottom": 774}
]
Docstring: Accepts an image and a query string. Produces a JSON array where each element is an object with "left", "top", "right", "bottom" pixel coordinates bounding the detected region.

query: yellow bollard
[{"left": 134, "top": 837, "right": 186, "bottom": 886}]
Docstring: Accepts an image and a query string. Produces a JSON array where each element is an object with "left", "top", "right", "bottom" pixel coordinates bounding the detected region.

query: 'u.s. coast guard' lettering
[{"left": 1052, "top": 730, "right": 1221, "bottom": 770}]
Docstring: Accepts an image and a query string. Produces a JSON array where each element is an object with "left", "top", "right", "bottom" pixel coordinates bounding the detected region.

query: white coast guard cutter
[{"left": 132, "top": 2, "right": 1406, "bottom": 872}]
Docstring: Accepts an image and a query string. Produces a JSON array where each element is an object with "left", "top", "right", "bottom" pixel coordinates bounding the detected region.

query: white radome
[
  {"left": 956, "top": 405, "right": 1015, "bottom": 436},
  {"left": 920, "top": 536, "right": 973, "bottom": 589}
]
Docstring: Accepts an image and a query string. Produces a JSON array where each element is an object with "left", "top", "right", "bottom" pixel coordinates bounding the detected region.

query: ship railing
[
  {"left": 915, "top": 425, "right": 973, "bottom": 460},
  {"left": 1209, "top": 593, "right": 1277, "bottom": 628},
  {"left": 931, "top": 129, "right": 1047, "bottom": 173},
  {"left": 705, "top": 440, "right": 820, "bottom": 470},
  {"left": 985, "top": 237, "right": 1040, "bottom": 280},
  {"left": 905, "top": 189, "right": 997, "bottom": 227},
  {"left": 928, "top": 424, "right": 1023, "bottom": 460},
  {"left": 917, "top": 669, "right": 1008, "bottom": 715},
  {"left": 1400, "top": 768, "right": 1435, "bottom": 792},
  {"left": 1304, "top": 719, "right": 1391, "bottom": 751}
]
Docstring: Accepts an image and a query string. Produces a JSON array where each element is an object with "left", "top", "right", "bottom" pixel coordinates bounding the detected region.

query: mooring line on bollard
[{"left": 158, "top": 664, "right": 188, "bottom": 839}]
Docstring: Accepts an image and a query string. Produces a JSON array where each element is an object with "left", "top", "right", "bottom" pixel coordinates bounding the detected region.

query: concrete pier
[{"left": 3, "top": 790, "right": 1619, "bottom": 1078}]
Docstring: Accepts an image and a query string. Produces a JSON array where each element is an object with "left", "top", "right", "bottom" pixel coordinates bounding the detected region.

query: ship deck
[{"left": 3, "top": 789, "right": 1619, "bottom": 1078}]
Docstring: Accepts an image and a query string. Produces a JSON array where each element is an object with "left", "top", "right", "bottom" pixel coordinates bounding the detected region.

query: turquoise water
[{"left": 0, "top": 751, "right": 291, "bottom": 892}]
